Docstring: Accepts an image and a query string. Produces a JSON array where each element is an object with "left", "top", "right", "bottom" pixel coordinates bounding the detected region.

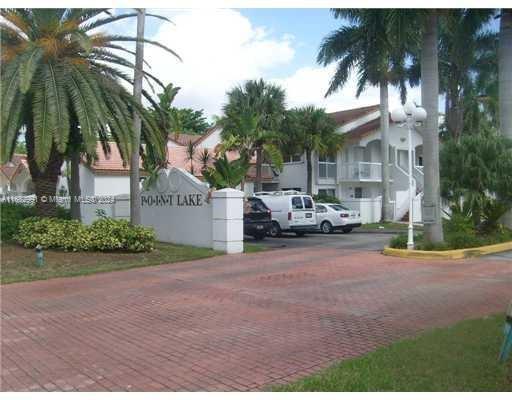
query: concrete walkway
[{"left": 2, "top": 247, "right": 511, "bottom": 391}]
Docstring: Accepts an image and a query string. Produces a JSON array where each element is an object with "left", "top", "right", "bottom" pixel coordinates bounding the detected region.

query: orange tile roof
[
  {"left": 1, "top": 154, "right": 28, "bottom": 181},
  {"left": 87, "top": 142, "right": 272, "bottom": 181}
]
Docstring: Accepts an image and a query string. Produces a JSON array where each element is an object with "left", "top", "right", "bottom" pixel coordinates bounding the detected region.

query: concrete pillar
[{"left": 211, "top": 188, "right": 244, "bottom": 254}]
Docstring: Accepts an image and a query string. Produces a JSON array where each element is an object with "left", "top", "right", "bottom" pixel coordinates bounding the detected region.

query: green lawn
[
  {"left": 360, "top": 222, "right": 423, "bottom": 231},
  {"left": 1, "top": 241, "right": 267, "bottom": 285},
  {"left": 274, "top": 314, "right": 512, "bottom": 391}
]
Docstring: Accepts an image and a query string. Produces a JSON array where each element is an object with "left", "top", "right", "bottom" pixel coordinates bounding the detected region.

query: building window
[
  {"left": 418, "top": 156, "right": 423, "bottom": 166},
  {"left": 318, "top": 154, "right": 336, "bottom": 179},
  {"left": 354, "top": 187, "right": 363, "bottom": 199},
  {"left": 284, "top": 154, "right": 302, "bottom": 163}
]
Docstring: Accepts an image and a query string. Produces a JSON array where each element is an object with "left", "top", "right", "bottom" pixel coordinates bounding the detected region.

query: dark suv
[{"left": 244, "top": 197, "right": 272, "bottom": 240}]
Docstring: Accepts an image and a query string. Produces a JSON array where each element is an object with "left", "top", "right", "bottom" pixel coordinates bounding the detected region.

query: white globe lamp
[
  {"left": 412, "top": 106, "right": 427, "bottom": 123},
  {"left": 391, "top": 107, "right": 407, "bottom": 123},
  {"left": 403, "top": 100, "right": 416, "bottom": 116}
]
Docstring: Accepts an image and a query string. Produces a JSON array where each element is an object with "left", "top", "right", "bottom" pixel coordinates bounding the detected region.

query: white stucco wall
[
  {"left": 79, "top": 165, "right": 96, "bottom": 196},
  {"left": 94, "top": 175, "right": 130, "bottom": 196},
  {"left": 198, "top": 127, "right": 222, "bottom": 148}
]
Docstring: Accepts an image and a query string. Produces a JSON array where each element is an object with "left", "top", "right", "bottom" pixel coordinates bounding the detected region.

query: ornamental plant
[{"left": 15, "top": 217, "right": 155, "bottom": 252}]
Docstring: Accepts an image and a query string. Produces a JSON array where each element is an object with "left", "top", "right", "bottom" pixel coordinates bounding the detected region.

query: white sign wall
[{"left": 141, "top": 168, "right": 244, "bottom": 253}]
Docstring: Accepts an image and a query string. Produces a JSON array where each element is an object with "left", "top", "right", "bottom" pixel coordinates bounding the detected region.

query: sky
[{"left": 109, "top": 8, "right": 423, "bottom": 120}]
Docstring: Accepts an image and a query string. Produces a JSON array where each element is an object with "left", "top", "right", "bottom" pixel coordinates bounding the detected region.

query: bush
[
  {"left": 1, "top": 203, "right": 36, "bottom": 241},
  {"left": 0, "top": 203, "right": 71, "bottom": 241},
  {"left": 313, "top": 194, "right": 341, "bottom": 204},
  {"left": 389, "top": 233, "right": 424, "bottom": 249},
  {"left": 15, "top": 217, "right": 155, "bottom": 252},
  {"left": 88, "top": 218, "right": 155, "bottom": 252}
]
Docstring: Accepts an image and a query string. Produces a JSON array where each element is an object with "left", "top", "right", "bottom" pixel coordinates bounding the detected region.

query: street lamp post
[{"left": 391, "top": 101, "right": 427, "bottom": 250}]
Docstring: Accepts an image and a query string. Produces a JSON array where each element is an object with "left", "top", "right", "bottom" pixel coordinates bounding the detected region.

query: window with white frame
[{"left": 318, "top": 154, "right": 336, "bottom": 179}]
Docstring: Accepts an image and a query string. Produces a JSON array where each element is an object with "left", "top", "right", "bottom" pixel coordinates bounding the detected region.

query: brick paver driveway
[{"left": 2, "top": 247, "right": 511, "bottom": 391}]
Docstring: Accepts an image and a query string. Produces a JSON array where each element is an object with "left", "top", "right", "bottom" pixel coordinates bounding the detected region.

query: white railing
[{"left": 339, "top": 162, "right": 382, "bottom": 182}]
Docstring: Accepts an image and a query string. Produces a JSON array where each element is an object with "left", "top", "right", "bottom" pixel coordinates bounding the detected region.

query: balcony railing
[{"left": 339, "top": 162, "right": 383, "bottom": 182}]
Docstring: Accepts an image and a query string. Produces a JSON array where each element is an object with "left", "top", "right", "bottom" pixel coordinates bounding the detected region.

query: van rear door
[
  {"left": 302, "top": 196, "right": 317, "bottom": 225},
  {"left": 290, "top": 196, "right": 316, "bottom": 227}
]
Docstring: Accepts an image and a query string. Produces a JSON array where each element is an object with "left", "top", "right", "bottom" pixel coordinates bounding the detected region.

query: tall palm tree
[
  {"left": 499, "top": 8, "right": 512, "bottom": 227},
  {"left": 417, "top": 10, "right": 496, "bottom": 140},
  {"left": 1, "top": 9, "right": 179, "bottom": 216},
  {"left": 130, "top": 8, "right": 145, "bottom": 225},
  {"left": 421, "top": 11, "right": 444, "bottom": 243},
  {"left": 220, "top": 79, "right": 286, "bottom": 192},
  {"left": 281, "top": 106, "right": 342, "bottom": 194},
  {"left": 499, "top": 8, "right": 512, "bottom": 140},
  {"left": 318, "top": 9, "right": 407, "bottom": 222}
]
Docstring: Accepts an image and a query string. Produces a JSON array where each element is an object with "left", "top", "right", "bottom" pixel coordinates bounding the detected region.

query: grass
[
  {"left": 361, "top": 222, "right": 423, "bottom": 231},
  {"left": 274, "top": 314, "right": 512, "bottom": 391},
  {"left": 1, "top": 240, "right": 268, "bottom": 285},
  {"left": 1, "top": 241, "right": 221, "bottom": 285},
  {"left": 244, "top": 243, "right": 266, "bottom": 253}
]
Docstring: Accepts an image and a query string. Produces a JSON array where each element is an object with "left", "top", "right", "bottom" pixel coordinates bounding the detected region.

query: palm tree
[
  {"left": 184, "top": 140, "right": 197, "bottom": 175},
  {"left": 220, "top": 79, "right": 286, "bottom": 192},
  {"left": 198, "top": 148, "right": 213, "bottom": 172},
  {"left": 281, "top": 106, "right": 342, "bottom": 194},
  {"left": 1, "top": 9, "right": 179, "bottom": 216},
  {"left": 499, "top": 8, "right": 512, "bottom": 140},
  {"left": 130, "top": 8, "right": 145, "bottom": 225},
  {"left": 499, "top": 9, "right": 512, "bottom": 227},
  {"left": 202, "top": 154, "right": 249, "bottom": 190},
  {"left": 318, "top": 9, "right": 407, "bottom": 222},
  {"left": 421, "top": 11, "right": 444, "bottom": 244}
]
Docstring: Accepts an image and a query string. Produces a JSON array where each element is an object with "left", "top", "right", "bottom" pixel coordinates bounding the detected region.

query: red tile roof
[
  {"left": 168, "top": 133, "right": 203, "bottom": 146},
  {"left": 328, "top": 104, "right": 380, "bottom": 126},
  {"left": 87, "top": 142, "right": 272, "bottom": 181},
  {"left": 1, "top": 154, "right": 28, "bottom": 181}
]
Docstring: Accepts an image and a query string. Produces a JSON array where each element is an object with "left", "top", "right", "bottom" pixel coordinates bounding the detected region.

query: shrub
[
  {"left": 0, "top": 203, "right": 71, "bottom": 241},
  {"left": 89, "top": 218, "right": 155, "bottom": 252},
  {"left": 389, "top": 233, "right": 424, "bottom": 249},
  {"left": 1, "top": 203, "right": 36, "bottom": 241},
  {"left": 16, "top": 217, "right": 155, "bottom": 252},
  {"left": 313, "top": 194, "right": 341, "bottom": 204}
]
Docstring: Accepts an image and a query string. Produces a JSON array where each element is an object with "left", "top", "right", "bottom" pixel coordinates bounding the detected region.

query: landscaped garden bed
[{"left": 273, "top": 314, "right": 512, "bottom": 391}]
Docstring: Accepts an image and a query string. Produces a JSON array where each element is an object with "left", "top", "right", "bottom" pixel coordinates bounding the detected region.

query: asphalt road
[{"left": 245, "top": 230, "right": 394, "bottom": 251}]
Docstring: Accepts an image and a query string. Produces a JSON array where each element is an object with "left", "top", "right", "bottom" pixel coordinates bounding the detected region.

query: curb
[{"left": 383, "top": 241, "right": 512, "bottom": 260}]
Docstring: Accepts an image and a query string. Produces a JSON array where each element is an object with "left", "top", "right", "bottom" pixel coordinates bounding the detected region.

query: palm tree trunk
[
  {"left": 499, "top": 9, "right": 512, "bottom": 227},
  {"left": 421, "top": 12, "right": 444, "bottom": 243},
  {"left": 25, "top": 124, "right": 64, "bottom": 217},
  {"left": 379, "top": 81, "right": 392, "bottom": 221},
  {"left": 306, "top": 149, "right": 313, "bottom": 195},
  {"left": 255, "top": 147, "right": 263, "bottom": 192},
  {"left": 130, "top": 8, "right": 145, "bottom": 225},
  {"left": 69, "top": 147, "right": 81, "bottom": 220}
]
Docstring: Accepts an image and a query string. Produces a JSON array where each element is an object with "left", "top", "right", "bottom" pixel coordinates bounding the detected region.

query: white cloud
[
  {"left": 273, "top": 65, "right": 422, "bottom": 113},
  {"left": 141, "top": 9, "right": 295, "bottom": 117},
  {"left": 126, "top": 9, "right": 422, "bottom": 118}
]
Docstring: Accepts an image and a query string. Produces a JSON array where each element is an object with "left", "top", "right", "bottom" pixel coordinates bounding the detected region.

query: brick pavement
[{"left": 1, "top": 247, "right": 511, "bottom": 391}]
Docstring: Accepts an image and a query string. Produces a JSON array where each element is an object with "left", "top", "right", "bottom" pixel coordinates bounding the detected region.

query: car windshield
[{"left": 328, "top": 204, "right": 349, "bottom": 211}]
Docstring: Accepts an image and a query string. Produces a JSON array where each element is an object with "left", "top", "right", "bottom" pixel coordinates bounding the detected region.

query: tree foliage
[
  {"left": 202, "top": 154, "right": 249, "bottom": 190},
  {"left": 440, "top": 130, "right": 512, "bottom": 229},
  {"left": 154, "top": 83, "right": 211, "bottom": 134}
]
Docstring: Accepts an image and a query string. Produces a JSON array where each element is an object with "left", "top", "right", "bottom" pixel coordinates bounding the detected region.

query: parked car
[
  {"left": 244, "top": 197, "right": 272, "bottom": 240},
  {"left": 254, "top": 191, "right": 317, "bottom": 237},
  {"left": 315, "top": 203, "right": 362, "bottom": 233}
]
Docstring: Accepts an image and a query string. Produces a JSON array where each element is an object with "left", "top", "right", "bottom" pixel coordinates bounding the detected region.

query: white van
[{"left": 254, "top": 191, "right": 317, "bottom": 237}]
